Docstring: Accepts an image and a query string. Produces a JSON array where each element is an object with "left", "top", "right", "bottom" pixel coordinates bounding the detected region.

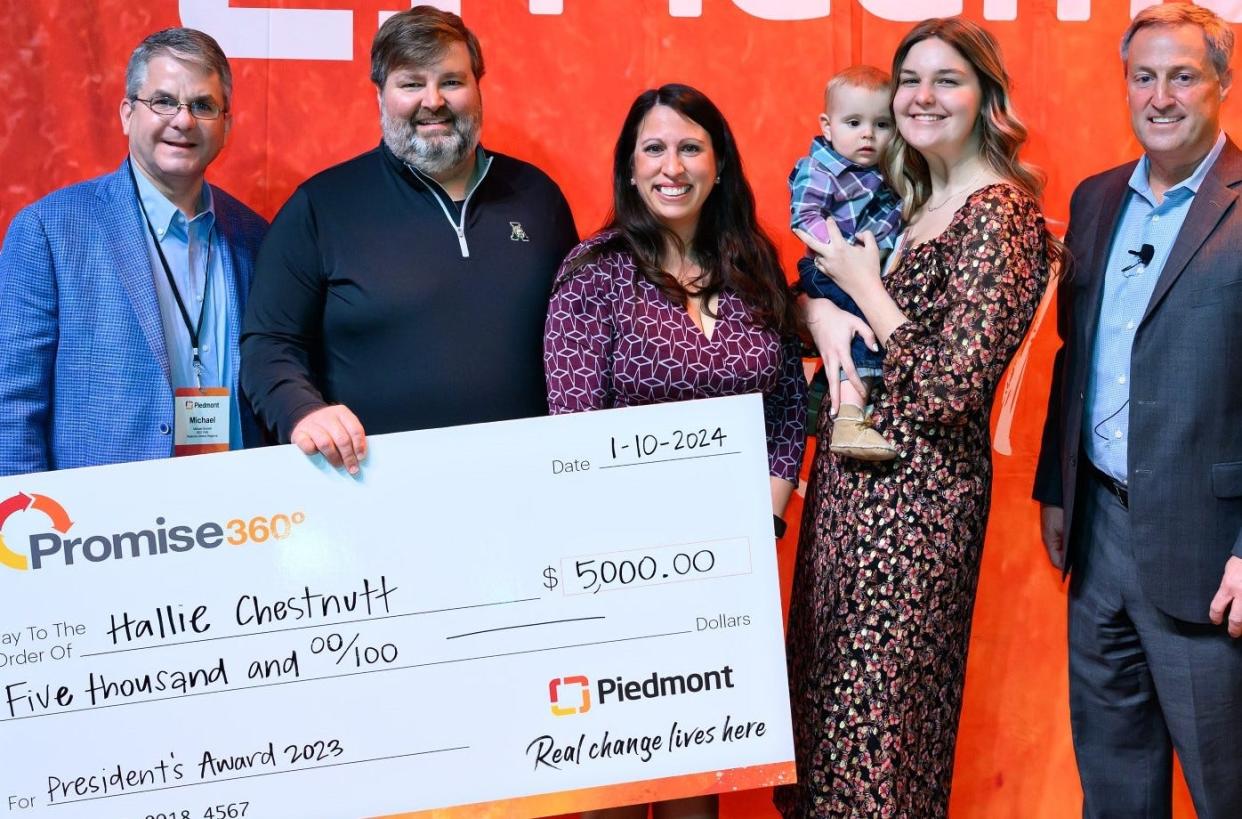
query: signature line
[{"left": 445, "top": 616, "right": 606, "bottom": 640}]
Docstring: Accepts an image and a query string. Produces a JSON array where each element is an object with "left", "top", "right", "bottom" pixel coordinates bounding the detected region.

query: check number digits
[{"left": 146, "top": 803, "right": 248, "bottom": 819}]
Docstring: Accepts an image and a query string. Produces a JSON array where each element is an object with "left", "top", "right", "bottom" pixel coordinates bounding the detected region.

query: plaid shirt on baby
[{"left": 788, "top": 136, "right": 901, "bottom": 253}]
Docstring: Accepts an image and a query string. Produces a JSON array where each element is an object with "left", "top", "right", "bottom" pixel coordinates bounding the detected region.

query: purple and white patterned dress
[{"left": 543, "top": 231, "right": 807, "bottom": 483}]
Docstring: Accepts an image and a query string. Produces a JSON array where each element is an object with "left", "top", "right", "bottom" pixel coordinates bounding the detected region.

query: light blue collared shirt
[
  {"left": 1085, "top": 131, "right": 1226, "bottom": 484},
  {"left": 133, "top": 165, "right": 242, "bottom": 450}
]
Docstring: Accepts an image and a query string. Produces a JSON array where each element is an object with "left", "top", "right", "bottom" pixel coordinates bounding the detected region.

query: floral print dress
[{"left": 776, "top": 184, "right": 1050, "bottom": 817}]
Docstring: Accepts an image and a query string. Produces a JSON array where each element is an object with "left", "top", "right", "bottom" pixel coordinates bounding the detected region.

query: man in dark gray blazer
[{"left": 1035, "top": 5, "right": 1242, "bottom": 816}]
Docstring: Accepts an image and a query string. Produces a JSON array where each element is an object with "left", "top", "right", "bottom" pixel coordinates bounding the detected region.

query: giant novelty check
[{"left": 0, "top": 395, "right": 795, "bottom": 818}]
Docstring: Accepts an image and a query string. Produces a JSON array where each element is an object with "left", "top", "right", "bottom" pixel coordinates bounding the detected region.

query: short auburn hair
[{"left": 824, "top": 65, "right": 891, "bottom": 111}]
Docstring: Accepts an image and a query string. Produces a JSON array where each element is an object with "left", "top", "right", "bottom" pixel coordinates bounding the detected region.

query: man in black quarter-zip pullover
[{"left": 240, "top": 6, "right": 577, "bottom": 473}]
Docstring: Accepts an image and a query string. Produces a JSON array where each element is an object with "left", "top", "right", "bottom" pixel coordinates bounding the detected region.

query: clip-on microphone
[{"left": 1122, "top": 243, "right": 1155, "bottom": 273}]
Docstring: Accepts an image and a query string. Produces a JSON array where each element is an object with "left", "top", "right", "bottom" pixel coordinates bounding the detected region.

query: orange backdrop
[{"left": 4, "top": 1, "right": 1236, "bottom": 816}]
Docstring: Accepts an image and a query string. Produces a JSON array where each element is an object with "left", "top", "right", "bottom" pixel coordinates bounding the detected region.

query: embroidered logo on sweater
[{"left": 510, "top": 222, "right": 530, "bottom": 242}]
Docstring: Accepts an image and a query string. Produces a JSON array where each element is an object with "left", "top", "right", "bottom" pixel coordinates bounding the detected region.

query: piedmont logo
[
  {"left": 549, "top": 675, "right": 591, "bottom": 716},
  {"left": 0, "top": 492, "right": 72, "bottom": 571},
  {"left": 548, "top": 665, "right": 736, "bottom": 717}
]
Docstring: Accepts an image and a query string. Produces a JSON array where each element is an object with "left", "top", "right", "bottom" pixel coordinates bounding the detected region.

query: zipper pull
[{"left": 456, "top": 225, "right": 469, "bottom": 258}]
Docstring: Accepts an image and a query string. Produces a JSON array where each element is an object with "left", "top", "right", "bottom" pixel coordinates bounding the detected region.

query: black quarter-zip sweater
[{"left": 240, "top": 141, "right": 579, "bottom": 441}]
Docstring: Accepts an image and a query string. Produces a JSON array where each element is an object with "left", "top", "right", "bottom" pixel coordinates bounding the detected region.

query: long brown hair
[
  {"left": 886, "top": 18, "right": 1042, "bottom": 216},
  {"left": 885, "top": 17, "right": 1064, "bottom": 267},
  {"left": 575, "top": 84, "right": 797, "bottom": 336}
]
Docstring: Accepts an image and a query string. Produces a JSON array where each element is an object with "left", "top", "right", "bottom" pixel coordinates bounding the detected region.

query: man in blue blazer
[
  {"left": 1035, "top": 5, "right": 1242, "bottom": 815},
  {"left": 0, "top": 28, "right": 266, "bottom": 477}
]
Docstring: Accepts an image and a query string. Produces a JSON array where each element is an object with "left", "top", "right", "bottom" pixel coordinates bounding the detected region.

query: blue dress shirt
[
  {"left": 1085, "top": 132, "right": 1226, "bottom": 484},
  {"left": 133, "top": 166, "right": 242, "bottom": 450}
]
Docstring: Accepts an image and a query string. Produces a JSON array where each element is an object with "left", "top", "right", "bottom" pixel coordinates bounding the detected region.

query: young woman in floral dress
[{"left": 776, "top": 17, "right": 1058, "bottom": 818}]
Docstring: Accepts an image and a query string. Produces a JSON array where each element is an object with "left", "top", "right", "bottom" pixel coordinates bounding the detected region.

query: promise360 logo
[
  {"left": 0, "top": 492, "right": 72, "bottom": 571},
  {"left": 0, "top": 492, "right": 306, "bottom": 573}
]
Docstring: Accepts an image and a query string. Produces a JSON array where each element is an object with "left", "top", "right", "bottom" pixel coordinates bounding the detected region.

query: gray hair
[
  {"left": 1121, "top": 3, "right": 1234, "bottom": 80},
  {"left": 125, "top": 28, "right": 233, "bottom": 109}
]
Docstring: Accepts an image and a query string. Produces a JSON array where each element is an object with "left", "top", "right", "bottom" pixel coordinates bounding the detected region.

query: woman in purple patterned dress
[
  {"left": 543, "top": 84, "right": 807, "bottom": 819},
  {"left": 775, "top": 19, "right": 1058, "bottom": 818}
]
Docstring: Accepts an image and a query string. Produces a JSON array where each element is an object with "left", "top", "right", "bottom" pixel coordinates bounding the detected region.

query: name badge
[{"left": 174, "top": 387, "right": 230, "bottom": 456}]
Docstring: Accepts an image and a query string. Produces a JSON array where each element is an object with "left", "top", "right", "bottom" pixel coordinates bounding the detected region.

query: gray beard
[{"left": 381, "top": 105, "right": 481, "bottom": 178}]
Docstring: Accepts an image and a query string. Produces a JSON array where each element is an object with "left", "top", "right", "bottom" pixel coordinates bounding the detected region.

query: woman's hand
[
  {"left": 799, "top": 295, "right": 878, "bottom": 416},
  {"left": 795, "top": 220, "right": 884, "bottom": 302}
]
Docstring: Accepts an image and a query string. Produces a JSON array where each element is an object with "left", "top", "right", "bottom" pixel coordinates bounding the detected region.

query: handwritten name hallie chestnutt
[{"left": 105, "top": 576, "right": 397, "bottom": 642}]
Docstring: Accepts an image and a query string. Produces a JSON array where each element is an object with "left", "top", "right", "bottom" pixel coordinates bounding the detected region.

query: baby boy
[{"left": 789, "top": 65, "right": 902, "bottom": 461}]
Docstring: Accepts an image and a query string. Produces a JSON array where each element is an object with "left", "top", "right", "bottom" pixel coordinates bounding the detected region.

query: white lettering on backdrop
[{"left": 179, "top": 0, "right": 1242, "bottom": 61}]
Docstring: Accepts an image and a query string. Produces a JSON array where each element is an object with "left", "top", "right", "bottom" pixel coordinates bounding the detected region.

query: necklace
[{"left": 925, "top": 172, "right": 985, "bottom": 212}]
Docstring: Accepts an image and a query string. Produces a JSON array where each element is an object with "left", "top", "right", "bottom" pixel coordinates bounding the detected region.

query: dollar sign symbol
[{"left": 542, "top": 565, "right": 559, "bottom": 590}]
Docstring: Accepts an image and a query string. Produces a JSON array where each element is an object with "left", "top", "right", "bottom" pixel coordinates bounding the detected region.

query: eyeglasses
[{"left": 130, "top": 95, "right": 226, "bottom": 120}]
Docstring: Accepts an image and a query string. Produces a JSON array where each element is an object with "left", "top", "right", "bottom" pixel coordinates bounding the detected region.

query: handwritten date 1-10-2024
[{"left": 610, "top": 427, "right": 728, "bottom": 461}]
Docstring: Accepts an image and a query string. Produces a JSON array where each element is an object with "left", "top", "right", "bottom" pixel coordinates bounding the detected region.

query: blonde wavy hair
[{"left": 884, "top": 17, "right": 1043, "bottom": 221}]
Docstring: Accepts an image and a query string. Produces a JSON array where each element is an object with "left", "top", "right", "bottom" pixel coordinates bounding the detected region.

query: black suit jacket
[{"left": 1034, "top": 139, "right": 1242, "bottom": 623}]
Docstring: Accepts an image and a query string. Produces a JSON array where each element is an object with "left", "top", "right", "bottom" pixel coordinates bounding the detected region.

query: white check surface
[{"left": 0, "top": 395, "right": 794, "bottom": 818}]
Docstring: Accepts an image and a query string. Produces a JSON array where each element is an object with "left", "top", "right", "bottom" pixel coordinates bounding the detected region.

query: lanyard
[{"left": 127, "top": 160, "right": 213, "bottom": 388}]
